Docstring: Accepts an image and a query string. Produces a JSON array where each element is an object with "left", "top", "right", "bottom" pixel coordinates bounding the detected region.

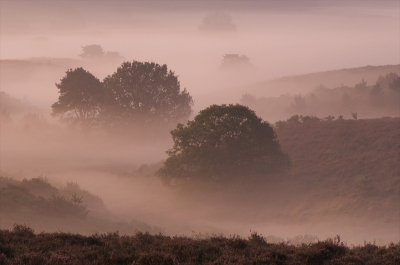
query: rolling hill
[{"left": 230, "top": 64, "right": 400, "bottom": 98}]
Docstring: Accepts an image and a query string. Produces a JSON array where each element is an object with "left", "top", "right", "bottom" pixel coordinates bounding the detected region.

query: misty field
[
  {"left": 1, "top": 0, "right": 399, "bottom": 263},
  {"left": 1, "top": 117, "right": 399, "bottom": 244}
]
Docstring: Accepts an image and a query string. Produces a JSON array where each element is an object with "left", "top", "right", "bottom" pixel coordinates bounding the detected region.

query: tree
[
  {"left": 157, "top": 104, "right": 290, "bottom": 185},
  {"left": 199, "top": 11, "right": 236, "bottom": 32},
  {"left": 52, "top": 68, "right": 103, "bottom": 129},
  {"left": 290, "top": 95, "right": 306, "bottom": 113},
  {"left": 79, "top": 44, "right": 124, "bottom": 61},
  {"left": 240, "top": 93, "right": 257, "bottom": 106},
  {"left": 369, "top": 83, "right": 384, "bottom": 107},
  {"left": 79, "top": 44, "right": 105, "bottom": 59},
  {"left": 390, "top": 77, "right": 400, "bottom": 93},
  {"left": 220, "top": 54, "right": 254, "bottom": 71},
  {"left": 102, "top": 61, "right": 193, "bottom": 135},
  {"left": 355, "top": 78, "right": 367, "bottom": 93},
  {"left": 377, "top": 72, "right": 399, "bottom": 90}
]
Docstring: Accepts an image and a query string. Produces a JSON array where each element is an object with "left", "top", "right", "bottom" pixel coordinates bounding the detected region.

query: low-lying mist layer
[{"left": 1, "top": 110, "right": 399, "bottom": 245}]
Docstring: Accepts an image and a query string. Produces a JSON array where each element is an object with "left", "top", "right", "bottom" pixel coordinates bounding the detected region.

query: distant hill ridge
[{"left": 243, "top": 64, "right": 400, "bottom": 97}]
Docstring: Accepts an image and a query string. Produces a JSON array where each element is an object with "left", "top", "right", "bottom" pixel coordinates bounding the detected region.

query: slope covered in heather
[{"left": 275, "top": 117, "right": 399, "bottom": 224}]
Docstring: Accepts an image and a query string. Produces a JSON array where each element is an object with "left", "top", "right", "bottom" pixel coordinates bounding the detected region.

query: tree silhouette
[
  {"left": 52, "top": 68, "right": 103, "bottom": 129},
  {"left": 220, "top": 54, "right": 254, "bottom": 71},
  {"left": 79, "top": 45, "right": 105, "bottom": 59},
  {"left": 355, "top": 78, "right": 367, "bottom": 93},
  {"left": 79, "top": 44, "right": 123, "bottom": 61},
  {"left": 158, "top": 104, "right": 290, "bottom": 185},
  {"left": 199, "top": 11, "right": 236, "bottom": 32},
  {"left": 369, "top": 83, "right": 384, "bottom": 107},
  {"left": 102, "top": 61, "right": 193, "bottom": 135},
  {"left": 390, "top": 77, "right": 400, "bottom": 93}
]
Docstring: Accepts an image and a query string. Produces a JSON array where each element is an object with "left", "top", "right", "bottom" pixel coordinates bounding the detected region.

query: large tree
[
  {"left": 52, "top": 68, "right": 103, "bottom": 129},
  {"left": 158, "top": 104, "right": 290, "bottom": 185},
  {"left": 102, "top": 61, "right": 193, "bottom": 135}
]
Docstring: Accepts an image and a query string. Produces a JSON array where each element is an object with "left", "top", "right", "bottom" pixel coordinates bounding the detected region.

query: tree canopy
[
  {"left": 158, "top": 104, "right": 290, "bottom": 185},
  {"left": 52, "top": 61, "right": 193, "bottom": 135},
  {"left": 51, "top": 67, "right": 103, "bottom": 129},
  {"left": 102, "top": 61, "right": 194, "bottom": 134}
]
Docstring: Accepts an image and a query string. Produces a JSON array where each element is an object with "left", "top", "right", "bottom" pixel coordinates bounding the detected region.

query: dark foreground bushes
[{"left": 0, "top": 225, "right": 399, "bottom": 265}]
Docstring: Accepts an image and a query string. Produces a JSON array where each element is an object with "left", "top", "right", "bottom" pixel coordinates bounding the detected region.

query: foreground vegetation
[{"left": 0, "top": 225, "right": 398, "bottom": 265}]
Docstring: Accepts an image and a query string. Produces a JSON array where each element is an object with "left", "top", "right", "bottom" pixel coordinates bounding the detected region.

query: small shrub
[
  {"left": 12, "top": 224, "right": 35, "bottom": 237},
  {"left": 248, "top": 231, "right": 268, "bottom": 246}
]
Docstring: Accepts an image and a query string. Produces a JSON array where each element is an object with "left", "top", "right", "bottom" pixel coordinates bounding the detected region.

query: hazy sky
[{"left": 1, "top": 0, "right": 399, "bottom": 108}]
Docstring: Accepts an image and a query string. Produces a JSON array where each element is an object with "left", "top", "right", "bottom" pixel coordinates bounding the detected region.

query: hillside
[
  {"left": 248, "top": 118, "right": 398, "bottom": 221},
  {"left": 235, "top": 64, "right": 400, "bottom": 98},
  {"left": 0, "top": 176, "right": 161, "bottom": 235},
  {"left": 174, "top": 117, "right": 399, "bottom": 243},
  {"left": 275, "top": 117, "right": 399, "bottom": 223}
]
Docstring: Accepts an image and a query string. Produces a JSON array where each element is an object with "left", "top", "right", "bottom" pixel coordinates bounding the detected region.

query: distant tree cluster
[
  {"left": 51, "top": 61, "right": 194, "bottom": 136},
  {"left": 220, "top": 54, "right": 254, "bottom": 72},
  {"left": 241, "top": 72, "right": 400, "bottom": 121},
  {"left": 79, "top": 44, "right": 123, "bottom": 61},
  {"left": 199, "top": 11, "right": 236, "bottom": 32}
]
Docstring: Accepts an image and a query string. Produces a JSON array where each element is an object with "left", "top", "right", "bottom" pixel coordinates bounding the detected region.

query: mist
[
  {"left": 1, "top": 0, "right": 399, "bottom": 247},
  {"left": 1, "top": 1, "right": 398, "bottom": 109}
]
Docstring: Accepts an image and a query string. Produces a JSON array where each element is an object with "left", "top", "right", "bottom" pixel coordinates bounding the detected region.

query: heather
[{"left": 0, "top": 225, "right": 399, "bottom": 265}]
